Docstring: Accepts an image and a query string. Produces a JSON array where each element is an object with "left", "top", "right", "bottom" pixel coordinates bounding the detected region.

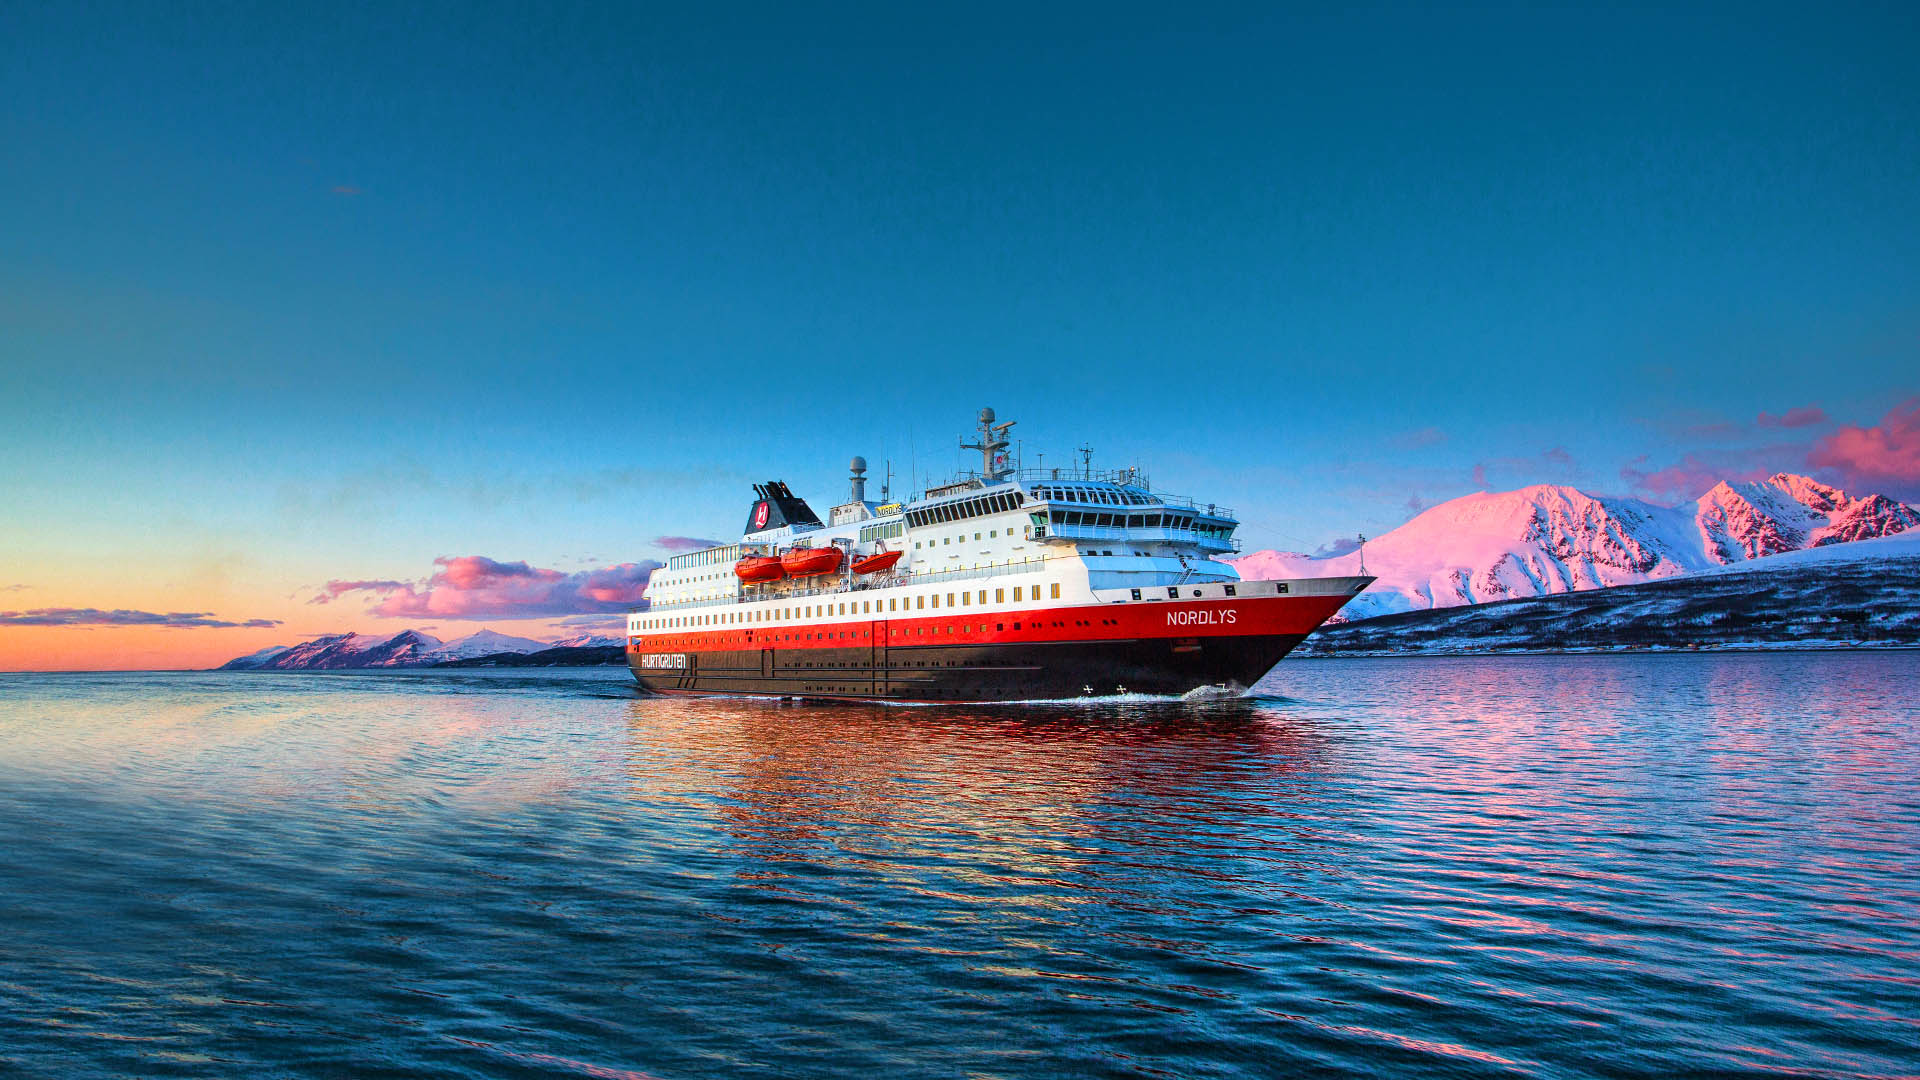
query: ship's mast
[{"left": 961, "top": 407, "right": 1016, "bottom": 482}]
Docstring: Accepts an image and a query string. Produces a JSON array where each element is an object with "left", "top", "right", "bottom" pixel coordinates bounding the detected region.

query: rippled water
[{"left": 2, "top": 653, "right": 1916, "bottom": 1078}]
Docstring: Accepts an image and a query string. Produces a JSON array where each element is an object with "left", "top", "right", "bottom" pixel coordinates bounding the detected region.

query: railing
[
  {"left": 918, "top": 467, "right": 1234, "bottom": 519},
  {"left": 1048, "top": 523, "right": 1242, "bottom": 552}
]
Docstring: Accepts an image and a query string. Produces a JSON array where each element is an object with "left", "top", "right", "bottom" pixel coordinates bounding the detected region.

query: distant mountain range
[
  {"left": 220, "top": 629, "right": 622, "bottom": 670},
  {"left": 1296, "top": 528, "right": 1920, "bottom": 656},
  {"left": 1231, "top": 473, "right": 1917, "bottom": 621}
]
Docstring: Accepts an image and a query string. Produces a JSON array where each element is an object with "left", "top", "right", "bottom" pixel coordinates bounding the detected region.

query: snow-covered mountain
[
  {"left": 219, "top": 629, "right": 595, "bottom": 670},
  {"left": 419, "top": 629, "right": 549, "bottom": 663},
  {"left": 1232, "top": 473, "right": 1918, "bottom": 621},
  {"left": 549, "top": 633, "right": 620, "bottom": 648},
  {"left": 220, "top": 644, "right": 292, "bottom": 670},
  {"left": 227, "top": 630, "right": 446, "bottom": 670}
]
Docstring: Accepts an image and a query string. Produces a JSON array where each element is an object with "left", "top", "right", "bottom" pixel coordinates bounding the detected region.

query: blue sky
[{"left": 3, "top": 2, "right": 1917, "bottom": 662}]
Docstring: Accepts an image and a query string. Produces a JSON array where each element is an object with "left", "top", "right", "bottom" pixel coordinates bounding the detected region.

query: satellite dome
[
  {"left": 979, "top": 407, "right": 996, "bottom": 424},
  {"left": 849, "top": 456, "right": 868, "bottom": 473}
]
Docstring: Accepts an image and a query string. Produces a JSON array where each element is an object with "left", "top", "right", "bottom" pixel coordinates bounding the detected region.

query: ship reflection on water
[{"left": 624, "top": 697, "right": 1347, "bottom": 895}]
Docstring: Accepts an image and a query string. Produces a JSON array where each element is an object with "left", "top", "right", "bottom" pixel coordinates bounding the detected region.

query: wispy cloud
[
  {"left": 1617, "top": 446, "right": 1805, "bottom": 503},
  {"left": 317, "top": 555, "right": 660, "bottom": 620},
  {"left": 1, "top": 584, "right": 28, "bottom": 593},
  {"left": 654, "top": 535, "right": 723, "bottom": 553},
  {"left": 1758, "top": 405, "right": 1829, "bottom": 428},
  {"left": 309, "top": 579, "right": 407, "bottom": 605},
  {"left": 331, "top": 185, "right": 362, "bottom": 196},
  {"left": 0, "top": 608, "right": 281, "bottom": 628},
  {"left": 1391, "top": 426, "right": 1447, "bottom": 450},
  {"left": 1314, "top": 536, "right": 1361, "bottom": 558},
  {"left": 1471, "top": 446, "right": 1577, "bottom": 491}
]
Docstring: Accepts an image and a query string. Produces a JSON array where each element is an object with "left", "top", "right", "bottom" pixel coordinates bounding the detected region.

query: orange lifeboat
[
  {"left": 735, "top": 555, "right": 785, "bottom": 582},
  {"left": 780, "top": 546, "right": 843, "bottom": 578},
  {"left": 852, "top": 549, "right": 904, "bottom": 575}
]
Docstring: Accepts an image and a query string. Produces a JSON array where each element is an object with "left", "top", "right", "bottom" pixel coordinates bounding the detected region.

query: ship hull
[
  {"left": 630, "top": 632, "right": 1312, "bottom": 702},
  {"left": 628, "top": 589, "right": 1358, "bottom": 703}
]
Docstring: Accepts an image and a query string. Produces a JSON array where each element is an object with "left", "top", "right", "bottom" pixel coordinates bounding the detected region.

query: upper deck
[{"left": 645, "top": 409, "right": 1247, "bottom": 613}]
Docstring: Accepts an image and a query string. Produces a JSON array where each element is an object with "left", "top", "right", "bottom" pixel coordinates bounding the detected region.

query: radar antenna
[
  {"left": 961, "top": 407, "right": 1017, "bottom": 482},
  {"left": 1076, "top": 444, "right": 1094, "bottom": 479},
  {"left": 1357, "top": 533, "right": 1367, "bottom": 576}
]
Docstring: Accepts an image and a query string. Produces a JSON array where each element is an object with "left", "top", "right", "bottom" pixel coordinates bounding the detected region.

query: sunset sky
[{"left": 4, "top": 3, "right": 1917, "bottom": 670}]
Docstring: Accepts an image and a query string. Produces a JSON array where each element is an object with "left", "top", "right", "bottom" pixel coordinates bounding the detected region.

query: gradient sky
[{"left": 3, "top": 2, "right": 1917, "bottom": 669}]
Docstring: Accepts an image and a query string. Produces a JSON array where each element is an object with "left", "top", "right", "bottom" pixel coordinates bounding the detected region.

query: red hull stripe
[{"left": 628, "top": 594, "right": 1349, "bottom": 654}]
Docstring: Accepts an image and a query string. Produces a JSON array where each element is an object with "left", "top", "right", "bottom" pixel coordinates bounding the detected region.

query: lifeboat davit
[
  {"left": 780, "top": 546, "right": 843, "bottom": 578},
  {"left": 852, "top": 549, "right": 904, "bottom": 575},
  {"left": 734, "top": 555, "right": 785, "bottom": 582}
]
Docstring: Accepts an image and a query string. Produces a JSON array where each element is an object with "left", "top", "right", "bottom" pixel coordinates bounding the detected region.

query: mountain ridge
[{"left": 218, "top": 627, "right": 605, "bottom": 670}]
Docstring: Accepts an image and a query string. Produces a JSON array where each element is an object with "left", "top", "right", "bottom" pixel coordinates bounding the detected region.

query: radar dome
[{"left": 849, "top": 456, "right": 868, "bottom": 472}]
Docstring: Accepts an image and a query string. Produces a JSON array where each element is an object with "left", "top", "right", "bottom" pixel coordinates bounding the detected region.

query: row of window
[
  {"left": 1047, "top": 510, "right": 1211, "bottom": 531},
  {"left": 637, "top": 583, "right": 1064, "bottom": 630},
  {"left": 914, "top": 527, "right": 1014, "bottom": 550},
  {"left": 665, "top": 544, "right": 742, "bottom": 570},
  {"left": 1031, "top": 484, "right": 1153, "bottom": 506},
  {"left": 858, "top": 520, "right": 906, "bottom": 543},
  {"left": 904, "top": 489, "right": 1025, "bottom": 529}
]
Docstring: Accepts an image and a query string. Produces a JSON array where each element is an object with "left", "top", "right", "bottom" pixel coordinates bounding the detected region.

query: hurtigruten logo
[{"left": 1167, "top": 608, "right": 1236, "bottom": 626}]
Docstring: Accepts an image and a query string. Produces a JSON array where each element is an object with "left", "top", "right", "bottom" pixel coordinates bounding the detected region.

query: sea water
[{"left": 1, "top": 653, "right": 1915, "bottom": 1078}]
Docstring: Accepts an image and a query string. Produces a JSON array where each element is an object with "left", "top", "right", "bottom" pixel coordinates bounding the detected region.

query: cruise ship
[{"left": 628, "top": 409, "right": 1372, "bottom": 701}]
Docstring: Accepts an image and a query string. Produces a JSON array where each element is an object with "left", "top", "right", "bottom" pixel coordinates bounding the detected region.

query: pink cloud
[
  {"left": 1809, "top": 398, "right": 1920, "bottom": 499},
  {"left": 1618, "top": 446, "right": 1808, "bottom": 504},
  {"left": 1758, "top": 405, "right": 1829, "bottom": 428},
  {"left": 1619, "top": 454, "right": 1733, "bottom": 502},
  {"left": 318, "top": 556, "right": 661, "bottom": 620},
  {"left": 1470, "top": 446, "right": 1576, "bottom": 491},
  {"left": 309, "top": 579, "right": 407, "bottom": 605},
  {"left": 1392, "top": 426, "right": 1447, "bottom": 450},
  {"left": 654, "top": 535, "right": 723, "bottom": 553}
]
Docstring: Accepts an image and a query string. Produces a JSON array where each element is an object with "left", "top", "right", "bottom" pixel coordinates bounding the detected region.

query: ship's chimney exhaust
[{"left": 849, "top": 456, "right": 868, "bottom": 503}]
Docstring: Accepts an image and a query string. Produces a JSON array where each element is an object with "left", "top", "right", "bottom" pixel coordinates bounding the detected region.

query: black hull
[{"left": 630, "top": 633, "right": 1309, "bottom": 702}]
